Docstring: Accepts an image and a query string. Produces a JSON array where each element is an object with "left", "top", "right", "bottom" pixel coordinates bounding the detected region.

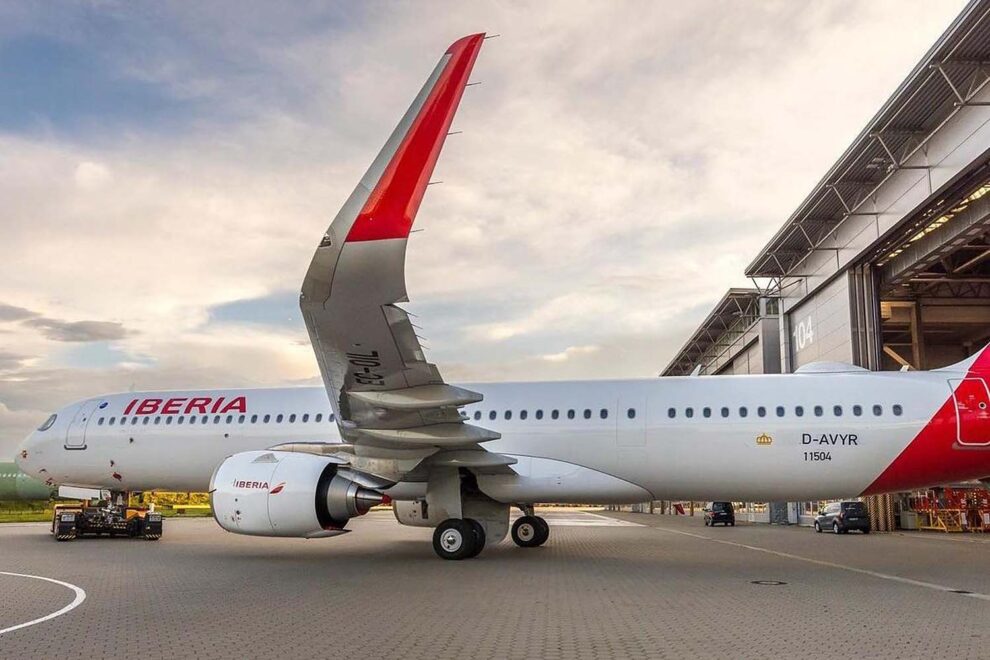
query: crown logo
[{"left": 756, "top": 433, "right": 773, "bottom": 446}]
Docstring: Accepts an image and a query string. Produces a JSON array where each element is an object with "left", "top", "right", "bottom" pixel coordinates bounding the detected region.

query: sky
[{"left": 0, "top": 0, "right": 968, "bottom": 456}]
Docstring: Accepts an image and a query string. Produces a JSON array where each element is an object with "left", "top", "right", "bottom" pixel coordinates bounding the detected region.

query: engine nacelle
[{"left": 210, "top": 450, "right": 384, "bottom": 538}]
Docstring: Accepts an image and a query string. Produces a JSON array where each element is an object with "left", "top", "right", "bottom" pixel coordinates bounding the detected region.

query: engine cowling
[{"left": 209, "top": 450, "right": 384, "bottom": 538}]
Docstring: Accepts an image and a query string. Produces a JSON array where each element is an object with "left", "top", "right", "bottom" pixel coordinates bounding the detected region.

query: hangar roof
[
  {"left": 746, "top": 0, "right": 990, "bottom": 278},
  {"left": 661, "top": 289, "right": 762, "bottom": 376}
]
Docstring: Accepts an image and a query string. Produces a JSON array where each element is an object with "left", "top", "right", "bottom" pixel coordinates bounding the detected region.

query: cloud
[
  {"left": 22, "top": 318, "right": 130, "bottom": 342},
  {"left": 74, "top": 161, "right": 112, "bottom": 189},
  {"left": 541, "top": 345, "right": 600, "bottom": 363},
  {"left": 0, "top": 303, "right": 37, "bottom": 321}
]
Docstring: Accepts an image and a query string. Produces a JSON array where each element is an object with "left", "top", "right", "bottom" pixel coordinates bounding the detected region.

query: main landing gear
[
  {"left": 430, "top": 510, "right": 550, "bottom": 560},
  {"left": 433, "top": 518, "right": 487, "bottom": 560},
  {"left": 511, "top": 515, "right": 549, "bottom": 548}
]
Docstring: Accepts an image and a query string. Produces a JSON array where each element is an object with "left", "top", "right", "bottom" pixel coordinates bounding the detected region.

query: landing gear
[
  {"left": 511, "top": 515, "right": 549, "bottom": 548},
  {"left": 433, "top": 518, "right": 487, "bottom": 560}
]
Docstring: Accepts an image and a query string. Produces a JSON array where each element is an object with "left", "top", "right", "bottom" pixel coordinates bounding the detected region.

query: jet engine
[{"left": 209, "top": 450, "right": 384, "bottom": 538}]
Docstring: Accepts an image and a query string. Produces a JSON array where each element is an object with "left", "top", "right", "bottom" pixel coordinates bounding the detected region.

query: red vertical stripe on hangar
[
  {"left": 345, "top": 34, "right": 485, "bottom": 243},
  {"left": 862, "top": 346, "right": 990, "bottom": 495}
]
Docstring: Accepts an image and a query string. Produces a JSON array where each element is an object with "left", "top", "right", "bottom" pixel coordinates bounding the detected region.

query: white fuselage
[{"left": 17, "top": 367, "right": 990, "bottom": 503}]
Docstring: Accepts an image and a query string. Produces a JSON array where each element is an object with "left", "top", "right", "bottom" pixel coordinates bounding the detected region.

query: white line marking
[
  {"left": 0, "top": 572, "right": 87, "bottom": 636},
  {"left": 649, "top": 524, "right": 990, "bottom": 601}
]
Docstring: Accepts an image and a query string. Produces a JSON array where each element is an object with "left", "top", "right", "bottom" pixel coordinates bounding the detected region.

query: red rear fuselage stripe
[
  {"left": 345, "top": 34, "right": 485, "bottom": 243},
  {"left": 862, "top": 348, "right": 990, "bottom": 495}
]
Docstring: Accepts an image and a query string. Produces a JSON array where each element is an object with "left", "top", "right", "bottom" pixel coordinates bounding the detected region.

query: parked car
[
  {"left": 814, "top": 501, "right": 871, "bottom": 534},
  {"left": 703, "top": 501, "right": 735, "bottom": 527}
]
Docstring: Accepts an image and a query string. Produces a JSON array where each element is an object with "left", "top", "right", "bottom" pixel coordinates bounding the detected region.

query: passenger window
[
  {"left": 893, "top": 404, "right": 903, "bottom": 416},
  {"left": 775, "top": 406, "right": 785, "bottom": 417},
  {"left": 702, "top": 407, "right": 712, "bottom": 418},
  {"left": 583, "top": 409, "right": 591, "bottom": 419},
  {"left": 795, "top": 406, "right": 804, "bottom": 417},
  {"left": 166, "top": 417, "right": 173, "bottom": 425},
  {"left": 685, "top": 407, "right": 694, "bottom": 418},
  {"left": 814, "top": 406, "right": 823, "bottom": 417},
  {"left": 720, "top": 407, "right": 729, "bottom": 418},
  {"left": 143, "top": 417, "right": 150, "bottom": 425},
  {"left": 757, "top": 406, "right": 766, "bottom": 418},
  {"left": 552, "top": 410, "right": 560, "bottom": 420},
  {"left": 873, "top": 405, "right": 882, "bottom": 416},
  {"left": 189, "top": 416, "right": 196, "bottom": 425},
  {"left": 276, "top": 414, "right": 284, "bottom": 423},
  {"left": 214, "top": 415, "right": 221, "bottom": 424},
  {"left": 251, "top": 414, "right": 258, "bottom": 423},
  {"left": 201, "top": 415, "right": 208, "bottom": 424},
  {"left": 473, "top": 411, "right": 481, "bottom": 421},
  {"left": 315, "top": 414, "right": 323, "bottom": 423},
  {"left": 520, "top": 410, "right": 528, "bottom": 420},
  {"left": 289, "top": 414, "right": 296, "bottom": 423},
  {"left": 536, "top": 410, "right": 544, "bottom": 420},
  {"left": 302, "top": 414, "right": 309, "bottom": 423},
  {"left": 178, "top": 416, "right": 184, "bottom": 425},
  {"left": 833, "top": 405, "right": 843, "bottom": 417},
  {"left": 853, "top": 405, "right": 862, "bottom": 417},
  {"left": 627, "top": 408, "right": 635, "bottom": 419},
  {"left": 505, "top": 410, "right": 512, "bottom": 420},
  {"left": 739, "top": 407, "right": 747, "bottom": 418},
  {"left": 600, "top": 408, "right": 608, "bottom": 419},
  {"left": 132, "top": 417, "right": 139, "bottom": 425},
  {"left": 668, "top": 408, "right": 676, "bottom": 419},
  {"left": 225, "top": 415, "right": 233, "bottom": 424},
  {"left": 489, "top": 411, "right": 496, "bottom": 421},
  {"left": 238, "top": 415, "right": 245, "bottom": 423},
  {"left": 98, "top": 418, "right": 105, "bottom": 426},
  {"left": 567, "top": 410, "right": 576, "bottom": 420},
  {"left": 329, "top": 413, "right": 336, "bottom": 422},
  {"left": 120, "top": 417, "right": 127, "bottom": 425},
  {"left": 154, "top": 416, "right": 161, "bottom": 425},
  {"left": 263, "top": 414, "right": 271, "bottom": 423}
]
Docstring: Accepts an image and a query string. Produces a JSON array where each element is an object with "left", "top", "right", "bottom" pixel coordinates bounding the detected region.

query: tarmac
[{"left": 1, "top": 509, "right": 989, "bottom": 659}]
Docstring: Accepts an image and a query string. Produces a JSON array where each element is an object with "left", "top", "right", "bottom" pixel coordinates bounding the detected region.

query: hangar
[{"left": 663, "top": 0, "right": 990, "bottom": 529}]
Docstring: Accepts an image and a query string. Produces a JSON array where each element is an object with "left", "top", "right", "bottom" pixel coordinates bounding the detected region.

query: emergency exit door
[{"left": 949, "top": 378, "right": 990, "bottom": 446}]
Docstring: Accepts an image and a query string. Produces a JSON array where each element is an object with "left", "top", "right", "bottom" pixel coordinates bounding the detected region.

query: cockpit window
[{"left": 37, "top": 414, "right": 57, "bottom": 432}]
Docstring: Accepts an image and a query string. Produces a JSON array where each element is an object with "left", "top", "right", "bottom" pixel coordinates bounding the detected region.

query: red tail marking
[
  {"left": 345, "top": 34, "right": 485, "bottom": 243},
  {"left": 863, "top": 345, "right": 990, "bottom": 495}
]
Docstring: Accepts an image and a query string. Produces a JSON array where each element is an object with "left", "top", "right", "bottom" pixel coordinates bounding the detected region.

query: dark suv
[
  {"left": 814, "top": 501, "right": 870, "bottom": 534},
  {"left": 703, "top": 501, "right": 735, "bottom": 527}
]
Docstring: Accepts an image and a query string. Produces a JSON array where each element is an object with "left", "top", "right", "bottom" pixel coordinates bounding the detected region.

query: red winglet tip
[{"left": 447, "top": 33, "right": 486, "bottom": 56}]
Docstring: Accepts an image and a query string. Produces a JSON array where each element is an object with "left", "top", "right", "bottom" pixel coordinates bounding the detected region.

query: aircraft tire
[
  {"left": 511, "top": 515, "right": 544, "bottom": 548},
  {"left": 465, "top": 518, "right": 486, "bottom": 558},
  {"left": 533, "top": 516, "right": 550, "bottom": 546},
  {"left": 433, "top": 519, "right": 476, "bottom": 560}
]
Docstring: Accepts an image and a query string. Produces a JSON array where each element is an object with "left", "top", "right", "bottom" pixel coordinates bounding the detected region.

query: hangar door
[{"left": 949, "top": 378, "right": 990, "bottom": 446}]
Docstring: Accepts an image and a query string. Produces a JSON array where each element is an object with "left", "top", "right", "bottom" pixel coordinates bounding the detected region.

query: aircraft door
[
  {"left": 617, "top": 396, "right": 646, "bottom": 447},
  {"left": 948, "top": 378, "right": 990, "bottom": 446},
  {"left": 65, "top": 399, "right": 102, "bottom": 450}
]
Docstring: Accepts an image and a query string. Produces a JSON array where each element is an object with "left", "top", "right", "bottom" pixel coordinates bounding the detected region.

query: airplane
[
  {"left": 15, "top": 33, "right": 990, "bottom": 559},
  {"left": 0, "top": 461, "right": 53, "bottom": 500}
]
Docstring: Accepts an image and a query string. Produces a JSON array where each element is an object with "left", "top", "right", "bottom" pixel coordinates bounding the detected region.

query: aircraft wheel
[
  {"left": 512, "top": 515, "right": 549, "bottom": 548},
  {"left": 534, "top": 516, "right": 550, "bottom": 546},
  {"left": 433, "top": 519, "right": 476, "bottom": 560},
  {"left": 465, "top": 518, "right": 486, "bottom": 558}
]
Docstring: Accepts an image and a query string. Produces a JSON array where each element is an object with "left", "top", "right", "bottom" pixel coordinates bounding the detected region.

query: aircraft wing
[{"left": 300, "top": 34, "right": 509, "bottom": 482}]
